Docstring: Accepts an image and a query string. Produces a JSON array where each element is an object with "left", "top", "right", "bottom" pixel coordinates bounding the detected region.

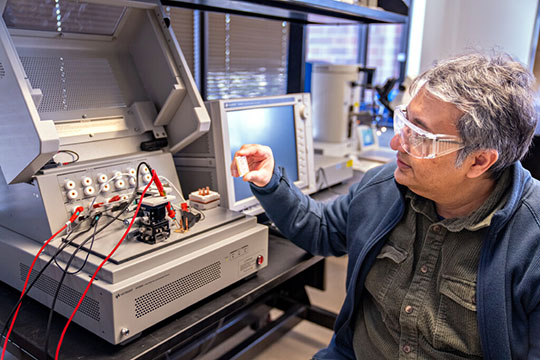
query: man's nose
[{"left": 390, "top": 133, "right": 403, "bottom": 152}]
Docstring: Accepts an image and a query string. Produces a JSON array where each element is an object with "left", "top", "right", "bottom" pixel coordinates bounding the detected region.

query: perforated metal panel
[
  {"left": 0, "top": 62, "right": 4, "bottom": 79},
  {"left": 135, "top": 261, "right": 222, "bottom": 318},
  {"left": 20, "top": 56, "right": 125, "bottom": 113},
  {"left": 20, "top": 263, "right": 101, "bottom": 322}
]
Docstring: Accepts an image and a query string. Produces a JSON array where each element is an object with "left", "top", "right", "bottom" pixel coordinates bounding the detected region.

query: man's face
[{"left": 390, "top": 87, "right": 468, "bottom": 202}]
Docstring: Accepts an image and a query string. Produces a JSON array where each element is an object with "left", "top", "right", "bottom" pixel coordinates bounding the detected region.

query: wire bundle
[{"left": 0, "top": 162, "right": 156, "bottom": 360}]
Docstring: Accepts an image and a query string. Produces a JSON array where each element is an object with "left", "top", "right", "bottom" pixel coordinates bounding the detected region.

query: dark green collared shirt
[{"left": 353, "top": 169, "right": 511, "bottom": 359}]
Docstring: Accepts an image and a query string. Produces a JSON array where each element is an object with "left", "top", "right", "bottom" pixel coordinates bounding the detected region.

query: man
[{"left": 231, "top": 53, "right": 540, "bottom": 359}]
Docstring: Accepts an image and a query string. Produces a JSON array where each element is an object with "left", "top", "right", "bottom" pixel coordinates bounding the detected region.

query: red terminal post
[{"left": 68, "top": 206, "right": 84, "bottom": 223}]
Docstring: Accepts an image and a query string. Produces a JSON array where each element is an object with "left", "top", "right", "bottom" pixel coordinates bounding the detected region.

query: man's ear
[{"left": 466, "top": 149, "right": 499, "bottom": 179}]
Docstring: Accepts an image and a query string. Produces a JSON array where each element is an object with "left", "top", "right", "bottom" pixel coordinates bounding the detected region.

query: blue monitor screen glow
[
  {"left": 227, "top": 105, "right": 298, "bottom": 202},
  {"left": 361, "top": 127, "right": 376, "bottom": 147}
]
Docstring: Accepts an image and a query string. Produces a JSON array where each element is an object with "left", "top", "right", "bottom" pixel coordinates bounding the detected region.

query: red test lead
[
  {"left": 1, "top": 207, "right": 84, "bottom": 360},
  {"left": 152, "top": 170, "right": 179, "bottom": 225}
]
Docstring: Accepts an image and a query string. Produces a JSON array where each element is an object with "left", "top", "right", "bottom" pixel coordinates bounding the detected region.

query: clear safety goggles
[{"left": 393, "top": 105, "right": 464, "bottom": 159}]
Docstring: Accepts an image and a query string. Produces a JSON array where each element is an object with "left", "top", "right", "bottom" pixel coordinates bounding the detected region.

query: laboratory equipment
[
  {"left": 311, "top": 64, "right": 369, "bottom": 157},
  {"left": 310, "top": 64, "right": 370, "bottom": 185},
  {"left": 175, "top": 93, "right": 317, "bottom": 215},
  {"left": 0, "top": 0, "right": 267, "bottom": 346},
  {"left": 356, "top": 124, "right": 395, "bottom": 163},
  {"left": 314, "top": 154, "right": 354, "bottom": 190},
  {"left": 311, "top": 63, "right": 395, "bottom": 171}
]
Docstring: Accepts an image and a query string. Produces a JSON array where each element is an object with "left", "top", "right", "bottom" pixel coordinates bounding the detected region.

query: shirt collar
[{"left": 406, "top": 168, "right": 512, "bottom": 232}]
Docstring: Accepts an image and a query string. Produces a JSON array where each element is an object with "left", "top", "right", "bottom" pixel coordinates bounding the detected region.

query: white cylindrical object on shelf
[{"left": 311, "top": 64, "right": 360, "bottom": 143}]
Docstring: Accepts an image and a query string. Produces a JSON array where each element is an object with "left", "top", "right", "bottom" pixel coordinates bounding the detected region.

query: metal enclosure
[
  {"left": 0, "top": 0, "right": 268, "bottom": 346},
  {"left": 0, "top": 0, "right": 209, "bottom": 186}
]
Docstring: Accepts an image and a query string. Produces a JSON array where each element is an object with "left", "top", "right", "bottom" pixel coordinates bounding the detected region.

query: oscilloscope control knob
[{"left": 298, "top": 104, "right": 309, "bottom": 120}]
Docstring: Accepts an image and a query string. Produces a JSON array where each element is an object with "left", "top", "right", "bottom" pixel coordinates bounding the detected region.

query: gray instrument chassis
[{"left": 0, "top": 0, "right": 268, "bottom": 345}]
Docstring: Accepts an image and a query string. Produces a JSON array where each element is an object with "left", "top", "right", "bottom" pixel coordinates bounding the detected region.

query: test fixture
[{"left": 0, "top": 0, "right": 268, "bottom": 349}]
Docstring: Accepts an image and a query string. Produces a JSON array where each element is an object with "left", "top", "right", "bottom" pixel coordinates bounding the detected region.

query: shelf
[{"left": 162, "top": 0, "right": 408, "bottom": 24}]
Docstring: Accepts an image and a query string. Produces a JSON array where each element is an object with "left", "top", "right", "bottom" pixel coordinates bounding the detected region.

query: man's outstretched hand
[{"left": 231, "top": 144, "right": 275, "bottom": 187}]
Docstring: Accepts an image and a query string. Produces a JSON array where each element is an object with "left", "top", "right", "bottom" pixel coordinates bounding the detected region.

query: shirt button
[
  {"left": 432, "top": 225, "right": 441, "bottom": 233},
  {"left": 405, "top": 305, "right": 413, "bottom": 314},
  {"left": 403, "top": 345, "right": 412, "bottom": 353},
  {"left": 420, "top": 265, "right": 428, "bottom": 273}
]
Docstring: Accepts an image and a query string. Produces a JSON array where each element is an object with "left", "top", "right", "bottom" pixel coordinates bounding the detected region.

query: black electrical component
[
  {"left": 140, "top": 137, "right": 168, "bottom": 151},
  {"left": 135, "top": 202, "right": 171, "bottom": 244},
  {"left": 179, "top": 209, "right": 202, "bottom": 230},
  {"left": 41, "top": 158, "right": 60, "bottom": 170}
]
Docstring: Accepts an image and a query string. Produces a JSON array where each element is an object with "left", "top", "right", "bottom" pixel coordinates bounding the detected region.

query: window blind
[
  {"left": 206, "top": 13, "right": 289, "bottom": 100},
  {"left": 167, "top": 7, "right": 196, "bottom": 77}
]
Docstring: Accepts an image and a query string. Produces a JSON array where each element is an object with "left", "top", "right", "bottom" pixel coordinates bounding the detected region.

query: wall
[{"left": 407, "top": 0, "right": 539, "bottom": 77}]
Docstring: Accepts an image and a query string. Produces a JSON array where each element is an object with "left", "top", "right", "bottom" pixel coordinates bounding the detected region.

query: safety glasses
[{"left": 393, "top": 105, "right": 464, "bottom": 159}]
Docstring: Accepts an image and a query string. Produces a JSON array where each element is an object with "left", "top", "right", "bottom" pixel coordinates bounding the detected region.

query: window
[
  {"left": 306, "top": 23, "right": 405, "bottom": 85},
  {"left": 166, "top": 7, "right": 197, "bottom": 80},
  {"left": 206, "top": 13, "right": 289, "bottom": 99},
  {"left": 306, "top": 24, "right": 360, "bottom": 65},
  {"left": 366, "top": 24, "right": 404, "bottom": 85}
]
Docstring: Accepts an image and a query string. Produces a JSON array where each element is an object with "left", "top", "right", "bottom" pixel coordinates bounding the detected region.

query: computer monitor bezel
[{"left": 206, "top": 93, "right": 315, "bottom": 215}]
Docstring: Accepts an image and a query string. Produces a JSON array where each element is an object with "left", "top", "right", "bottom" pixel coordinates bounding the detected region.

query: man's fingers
[
  {"left": 236, "top": 144, "right": 271, "bottom": 159},
  {"left": 231, "top": 144, "right": 273, "bottom": 186},
  {"left": 230, "top": 157, "right": 238, "bottom": 177},
  {"left": 231, "top": 164, "right": 239, "bottom": 177}
]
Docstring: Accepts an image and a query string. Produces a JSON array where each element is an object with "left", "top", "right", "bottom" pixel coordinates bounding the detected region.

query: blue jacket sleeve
[
  {"left": 529, "top": 302, "right": 540, "bottom": 358},
  {"left": 250, "top": 166, "right": 357, "bottom": 257}
]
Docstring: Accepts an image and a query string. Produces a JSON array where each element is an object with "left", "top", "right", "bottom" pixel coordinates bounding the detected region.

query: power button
[{"left": 256, "top": 255, "right": 264, "bottom": 266}]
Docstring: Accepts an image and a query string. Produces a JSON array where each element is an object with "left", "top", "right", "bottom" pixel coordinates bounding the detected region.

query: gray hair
[{"left": 410, "top": 52, "right": 537, "bottom": 178}]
